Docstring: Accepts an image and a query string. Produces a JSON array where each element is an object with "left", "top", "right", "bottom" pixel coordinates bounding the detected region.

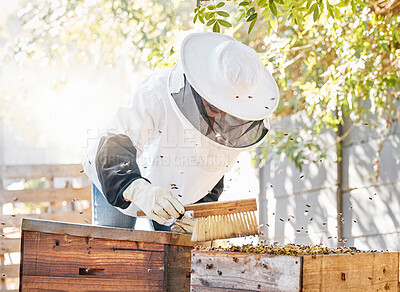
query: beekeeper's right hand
[{"left": 123, "top": 179, "right": 185, "bottom": 225}]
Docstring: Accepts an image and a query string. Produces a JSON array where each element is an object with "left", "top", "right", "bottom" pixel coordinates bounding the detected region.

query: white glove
[
  {"left": 123, "top": 179, "right": 185, "bottom": 225},
  {"left": 171, "top": 213, "right": 195, "bottom": 234}
]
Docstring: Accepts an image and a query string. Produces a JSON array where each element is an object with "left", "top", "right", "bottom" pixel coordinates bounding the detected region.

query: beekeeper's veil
[{"left": 168, "top": 32, "right": 280, "bottom": 149}]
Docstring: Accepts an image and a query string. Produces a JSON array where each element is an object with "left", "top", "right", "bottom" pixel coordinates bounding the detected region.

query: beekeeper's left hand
[{"left": 171, "top": 214, "right": 195, "bottom": 234}]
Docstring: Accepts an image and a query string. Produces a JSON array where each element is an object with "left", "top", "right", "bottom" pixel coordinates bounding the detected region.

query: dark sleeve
[
  {"left": 95, "top": 134, "right": 149, "bottom": 209},
  {"left": 195, "top": 176, "right": 224, "bottom": 203}
]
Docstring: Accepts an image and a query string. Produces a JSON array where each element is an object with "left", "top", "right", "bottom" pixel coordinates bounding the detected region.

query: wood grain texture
[
  {"left": 0, "top": 239, "right": 20, "bottom": 253},
  {"left": 21, "top": 219, "right": 193, "bottom": 246},
  {"left": 20, "top": 275, "right": 165, "bottom": 291},
  {"left": 0, "top": 186, "right": 91, "bottom": 204},
  {"left": 0, "top": 255, "right": 5, "bottom": 292},
  {"left": 191, "top": 288, "right": 251, "bottom": 292},
  {"left": 166, "top": 245, "right": 192, "bottom": 291},
  {"left": 20, "top": 231, "right": 166, "bottom": 291},
  {"left": 0, "top": 264, "right": 19, "bottom": 278},
  {"left": 1, "top": 164, "right": 85, "bottom": 179},
  {"left": 191, "top": 251, "right": 399, "bottom": 292},
  {"left": 302, "top": 252, "right": 399, "bottom": 292},
  {"left": 19, "top": 220, "right": 195, "bottom": 291},
  {"left": 0, "top": 211, "right": 92, "bottom": 227},
  {"left": 190, "top": 250, "right": 301, "bottom": 292}
]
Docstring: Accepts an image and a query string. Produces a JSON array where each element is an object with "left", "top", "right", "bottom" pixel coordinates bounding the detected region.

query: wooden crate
[
  {"left": 0, "top": 163, "right": 92, "bottom": 291},
  {"left": 191, "top": 249, "right": 399, "bottom": 292},
  {"left": 19, "top": 218, "right": 194, "bottom": 291}
]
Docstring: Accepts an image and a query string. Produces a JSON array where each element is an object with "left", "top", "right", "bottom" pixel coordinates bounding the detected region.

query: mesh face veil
[{"left": 169, "top": 65, "right": 269, "bottom": 148}]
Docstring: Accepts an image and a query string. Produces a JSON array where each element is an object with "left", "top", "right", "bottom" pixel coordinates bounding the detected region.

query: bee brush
[{"left": 138, "top": 199, "right": 259, "bottom": 242}]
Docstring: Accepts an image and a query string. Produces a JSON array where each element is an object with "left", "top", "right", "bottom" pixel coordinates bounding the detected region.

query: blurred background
[{"left": 0, "top": 0, "right": 399, "bottom": 290}]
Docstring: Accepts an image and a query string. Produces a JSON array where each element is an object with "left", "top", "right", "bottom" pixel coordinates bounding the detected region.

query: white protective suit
[
  {"left": 83, "top": 67, "right": 267, "bottom": 216},
  {"left": 82, "top": 32, "right": 279, "bottom": 222}
]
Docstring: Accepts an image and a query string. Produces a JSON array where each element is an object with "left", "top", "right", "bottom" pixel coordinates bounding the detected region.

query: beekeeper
[{"left": 83, "top": 32, "right": 279, "bottom": 233}]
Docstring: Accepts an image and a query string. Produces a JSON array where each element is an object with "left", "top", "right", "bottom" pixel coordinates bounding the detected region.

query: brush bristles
[{"left": 191, "top": 211, "right": 259, "bottom": 242}]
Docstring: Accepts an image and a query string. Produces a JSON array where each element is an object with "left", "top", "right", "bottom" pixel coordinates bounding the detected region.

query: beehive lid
[{"left": 21, "top": 218, "right": 194, "bottom": 246}]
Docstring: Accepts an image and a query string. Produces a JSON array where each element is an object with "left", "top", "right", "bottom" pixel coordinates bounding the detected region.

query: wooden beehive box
[
  {"left": 19, "top": 218, "right": 194, "bottom": 291},
  {"left": 191, "top": 249, "right": 399, "bottom": 291}
]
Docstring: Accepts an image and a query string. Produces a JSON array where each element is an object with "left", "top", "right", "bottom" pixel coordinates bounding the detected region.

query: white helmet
[{"left": 168, "top": 32, "right": 279, "bottom": 148}]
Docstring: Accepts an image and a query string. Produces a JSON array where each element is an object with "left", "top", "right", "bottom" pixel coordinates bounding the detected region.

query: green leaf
[
  {"left": 256, "top": 0, "right": 267, "bottom": 7},
  {"left": 382, "top": 43, "right": 390, "bottom": 53},
  {"left": 247, "top": 12, "right": 258, "bottom": 22},
  {"left": 296, "top": 15, "right": 304, "bottom": 28},
  {"left": 207, "top": 18, "right": 216, "bottom": 26},
  {"left": 270, "top": 1, "right": 277, "bottom": 16},
  {"left": 327, "top": 5, "right": 334, "bottom": 18},
  {"left": 319, "top": 0, "right": 325, "bottom": 10},
  {"left": 213, "top": 21, "right": 220, "bottom": 32},
  {"left": 309, "top": 3, "right": 317, "bottom": 13},
  {"left": 261, "top": 7, "right": 271, "bottom": 17},
  {"left": 248, "top": 17, "right": 256, "bottom": 33},
  {"left": 239, "top": 1, "right": 250, "bottom": 6},
  {"left": 394, "top": 31, "right": 400, "bottom": 44},
  {"left": 351, "top": 0, "right": 356, "bottom": 12},
  {"left": 193, "top": 14, "right": 198, "bottom": 24},
  {"left": 205, "top": 12, "right": 215, "bottom": 20},
  {"left": 218, "top": 19, "right": 232, "bottom": 27},
  {"left": 336, "top": 2, "right": 347, "bottom": 7},
  {"left": 270, "top": 16, "right": 278, "bottom": 31},
  {"left": 199, "top": 15, "right": 205, "bottom": 24},
  {"left": 313, "top": 5, "right": 319, "bottom": 21},
  {"left": 217, "top": 11, "right": 230, "bottom": 17},
  {"left": 238, "top": 11, "right": 245, "bottom": 21},
  {"left": 207, "top": 5, "right": 215, "bottom": 10},
  {"left": 333, "top": 6, "right": 340, "bottom": 18},
  {"left": 216, "top": 2, "right": 225, "bottom": 8},
  {"left": 247, "top": 7, "right": 255, "bottom": 16},
  {"left": 306, "top": 0, "right": 312, "bottom": 9}
]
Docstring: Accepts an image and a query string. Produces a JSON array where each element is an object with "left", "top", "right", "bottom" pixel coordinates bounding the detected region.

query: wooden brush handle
[{"left": 136, "top": 199, "right": 257, "bottom": 218}]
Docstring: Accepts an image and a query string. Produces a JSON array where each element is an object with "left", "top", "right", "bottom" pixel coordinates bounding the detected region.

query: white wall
[
  {"left": 341, "top": 122, "right": 400, "bottom": 250},
  {"left": 261, "top": 112, "right": 400, "bottom": 250}
]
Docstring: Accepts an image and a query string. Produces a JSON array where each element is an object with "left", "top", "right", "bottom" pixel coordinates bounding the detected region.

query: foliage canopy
[{"left": 2, "top": 0, "right": 399, "bottom": 177}]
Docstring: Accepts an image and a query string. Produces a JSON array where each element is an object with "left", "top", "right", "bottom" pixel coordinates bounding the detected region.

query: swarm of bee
[{"left": 196, "top": 243, "right": 378, "bottom": 256}]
